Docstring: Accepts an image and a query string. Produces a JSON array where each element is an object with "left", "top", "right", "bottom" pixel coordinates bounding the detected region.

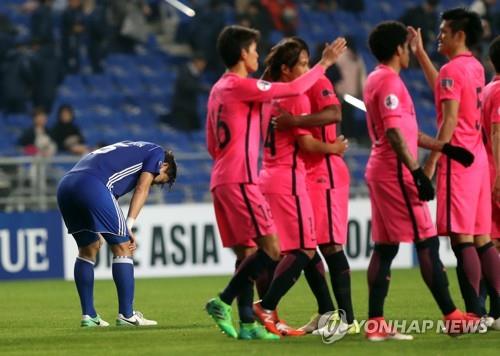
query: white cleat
[
  {"left": 485, "top": 316, "right": 500, "bottom": 330},
  {"left": 116, "top": 311, "right": 158, "bottom": 326},
  {"left": 81, "top": 314, "right": 110, "bottom": 327}
]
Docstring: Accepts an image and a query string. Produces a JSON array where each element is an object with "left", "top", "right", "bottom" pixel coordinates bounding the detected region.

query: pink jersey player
[
  {"left": 434, "top": 52, "right": 491, "bottom": 236},
  {"left": 259, "top": 94, "right": 317, "bottom": 252},
  {"left": 364, "top": 64, "right": 436, "bottom": 243},
  {"left": 207, "top": 63, "right": 327, "bottom": 247},
  {"left": 482, "top": 75, "right": 500, "bottom": 239},
  {"left": 305, "top": 75, "right": 351, "bottom": 245}
]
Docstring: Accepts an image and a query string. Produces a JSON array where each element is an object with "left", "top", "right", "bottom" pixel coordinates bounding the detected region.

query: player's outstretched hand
[
  {"left": 332, "top": 135, "right": 349, "bottom": 156},
  {"left": 441, "top": 143, "right": 474, "bottom": 167},
  {"left": 319, "top": 37, "right": 347, "bottom": 68},
  {"left": 408, "top": 26, "right": 424, "bottom": 55},
  {"left": 412, "top": 167, "right": 435, "bottom": 201}
]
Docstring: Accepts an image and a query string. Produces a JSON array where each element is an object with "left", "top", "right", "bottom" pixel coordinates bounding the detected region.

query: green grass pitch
[{"left": 1, "top": 268, "right": 498, "bottom": 355}]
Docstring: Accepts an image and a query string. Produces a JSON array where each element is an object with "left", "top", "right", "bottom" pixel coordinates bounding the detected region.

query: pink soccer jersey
[
  {"left": 259, "top": 94, "right": 312, "bottom": 195},
  {"left": 304, "top": 75, "right": 349, "bottom": 189},
  {"left": 206, "top": 64, "right": 325, "bottom": 190},
  {"left": 363, "top": 64, "right": 419, "bottom": 182},
  {"left": 434, "top": 52, "right": 491, "bottom": 236},
  {"left": 482, "top": 76, "right": 500, "bottom": 238},
  {"left": 435, "top": 52, "right": 487, "bottom": 172}
]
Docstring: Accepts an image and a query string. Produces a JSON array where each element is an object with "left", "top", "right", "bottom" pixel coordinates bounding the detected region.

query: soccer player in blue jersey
[{"left": 57, "top": 141, "right": 176, "bottom": 327}]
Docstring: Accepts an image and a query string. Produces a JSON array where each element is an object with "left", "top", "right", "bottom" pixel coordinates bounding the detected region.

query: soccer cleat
[
  {"left": 365, "top": 317, "right": 413, "bottom": 341},
  {"left": 205, "top": 297, "right": 238, "bottom": 338},
  {"left": 116, "top": 311, "right": 157, "bottom": 326},
  {"left": 442, "top": 309, "right": 481, "bottom": 336},
  {"left": 346, "top": 320, "right": 361, "bottom": 334},
  {"left": 81, "top": 314, "right": 109, "bottom": 327},
  {"left": 276, "top": 319, "right": 306, "bottom": 336},
  {"left": 238, "top": 321, "right": 280, "bottom": 340},
  {"left": 253, "top": 302, "right": 281, "bottom": 336},
  {"left": 298, "top": 313, "right": 321, "bottom": 333}
]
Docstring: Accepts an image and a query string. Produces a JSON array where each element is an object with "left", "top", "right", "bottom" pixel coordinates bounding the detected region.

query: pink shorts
[
  {"left": 367, "top": 178, "right": 437, "bottom": 243},
  {"left": 307, "top": 181, "right": 349, "bottom": 245},
  {"left": 264, "top": 193, "right": 316, "bottom": 252},
  {"left": 212, "top": 183, "right": 276, "bottom": 248},
  {"left": 436, "top": 158, "right": 491, "bottom": 236}
]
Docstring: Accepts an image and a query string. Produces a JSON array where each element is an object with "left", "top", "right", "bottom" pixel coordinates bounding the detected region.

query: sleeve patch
[
  {"left": 321, "top": 89, "right": 334, "bottom": 97},
  {"left": 384, "top": 94, "right": 399, "bottom": 110},
  {"left": 441, "top": 78, "right": 454, "bottom": 90},
  {"left": 257, "top": 80, "right": 272, "bottom": 91}
]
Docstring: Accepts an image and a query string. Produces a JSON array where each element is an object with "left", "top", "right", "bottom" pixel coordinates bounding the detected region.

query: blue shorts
[{"left": 57, "top": 172, "right": 130, "bottom": 247}]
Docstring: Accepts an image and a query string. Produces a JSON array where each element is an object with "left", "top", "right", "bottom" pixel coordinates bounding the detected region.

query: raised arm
[
  {"left": 234, "top": 38, "right": 347, "bottom": 102},
  {"left": 418, "top": 130, "right": 474, "bottom": 166},
  {"left": 408, "top": 26, "right": 439, "bottom": 92}
]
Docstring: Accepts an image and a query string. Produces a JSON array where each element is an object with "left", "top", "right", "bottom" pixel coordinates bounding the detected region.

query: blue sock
[
  {"left": 112, "top": 256, "right": 135, "bottom": 318},
  {"left": 74, "top": 257, "right": 96, "bottom": 317}
]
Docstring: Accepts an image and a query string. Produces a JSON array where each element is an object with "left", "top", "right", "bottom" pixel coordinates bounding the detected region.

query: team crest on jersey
[
  {"left": 441, "top": 78, "right": 454, "bottom": 90},
  {"left": 322, "top": 89, "right": 334, "bottom": 97},
  {"left": 257, "top": 80, "right": 272, "bottom": 91},
  {"left": 384, "top": 94, "right": 399, "bottom": 110}
]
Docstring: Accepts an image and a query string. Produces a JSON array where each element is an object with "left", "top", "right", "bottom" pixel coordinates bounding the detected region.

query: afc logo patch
[
  {"left": 441, "top": 78, "right": 454, "bottom": 90},
  {"left": 384, "top": 94, "right": 399, "bottom": 110},
  {"left": 257, "top": 80, "right": 272, "bottom": 91},
  {"left": 322, "top": 89, "right": 334, "bottom": 97}
]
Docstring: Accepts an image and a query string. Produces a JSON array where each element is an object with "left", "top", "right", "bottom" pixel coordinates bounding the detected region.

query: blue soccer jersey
[{"left": 70, "top": 141, "right": 165, "bottom": 198}]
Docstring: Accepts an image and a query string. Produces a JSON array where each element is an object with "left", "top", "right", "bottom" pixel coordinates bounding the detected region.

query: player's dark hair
[
  {"left": 164, "top": 150, "right": 177, "bottom": 190},
  {"left": 441, "top": 8, "right": 483, "bottom": 48},
  {"left": 368, "top": 21, "right": 408, "bottom": 62},
  {"left": 217, "top": 25, "right": 260, "bottom": 68},
  {"left": 489, "top": 35, "right": 500, "bottom": 73},
  {"left": 263, "top": 37, "right": 309, "bottom": 81}
]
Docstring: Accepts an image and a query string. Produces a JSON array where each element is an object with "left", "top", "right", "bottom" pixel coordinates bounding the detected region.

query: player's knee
[
  {"left": 257, "top": 234, "right": 281, "bottom": 261},
  {"left": 320, "top": 243, "right": 343, "bottom": 255},
  {"left": 110, "top": 242, "right": 132, "bottom": 257},
  {"left": 78, "top": 240, "right": 100, "bottom": 261},
  {"left": 415, "top": 236, "right": 439, "bottom": 251},
  {"left": 474, "top": 234, "right": 492, "bottom": 248},
  {"left": 374, "top": 243, "right": 399, "bottom": 261}
]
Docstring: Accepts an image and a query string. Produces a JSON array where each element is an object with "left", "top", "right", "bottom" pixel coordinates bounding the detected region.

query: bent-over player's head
[
  {"left": 438, "top": 8, "right": 482, "bottom": 56},
  {"left": 489, "top": 35, "right": 500, "bottom": 74},
  {"left": 369, "top": 21, "right": 409, "bottom": 67},
  {"left": 153, "top": 150, "right": 177, "bottom": 189},
  {"left": 217, "top": 25, "right": 260, "bottom": 72},
  {"left": 263, "top": 37, "right": 310, "bottom": 82}
]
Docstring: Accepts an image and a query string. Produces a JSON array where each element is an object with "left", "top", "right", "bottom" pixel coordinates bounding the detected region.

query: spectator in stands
[
  {"left": 332, "top": 37, "right": 368, "bottom": 142},
  {"left": 108, "top": 0, "right": 150, "bottom": 53},
  {"left": 83, "top": 0, "right": 108, "bottom": 73},
  {"left": 400, "top": 0, "right": 440, "bottom": 58},
  {"left": 0, "top": 38, "right": 34, "bottom": 114},
  {"left": 237, "top": 1, "right": 273, "bottom": 52},
  {"left": 261, "top": 0, "right": 298, "bottom": 36},
  {"left": 18, "top": 107, "right": 57, "bottom": 156},
  {"left": 337, "top": 0, "right": 364, "bottom": 15},
  {"left": 30, "top": 0, "right": 55, "bottom": 46},
  {"left": 31, "top": 39, "right": 59, "bottom": 113},
  {"left": 51, "top": 104, "right": 88, "bottom": 155},
  {"left": 61, "top": 0, "right": 85, "bottom": 74},
  {"left": 160, "top": 53, "right": 208, "bottom": 132}
]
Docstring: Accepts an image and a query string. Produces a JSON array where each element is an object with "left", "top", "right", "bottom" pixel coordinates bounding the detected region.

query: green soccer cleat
[
  {"left": 205, "top": 297, "right": 238, "bottom": 338},
  {"left": 347, "top": 320, "right": 361, "bottom": 334},
  {"left": 81, "top": 314, "right": 110, "bottom": 327},
  {"left": 238, "top": 322, "right": 281, "bottom": 340}
]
